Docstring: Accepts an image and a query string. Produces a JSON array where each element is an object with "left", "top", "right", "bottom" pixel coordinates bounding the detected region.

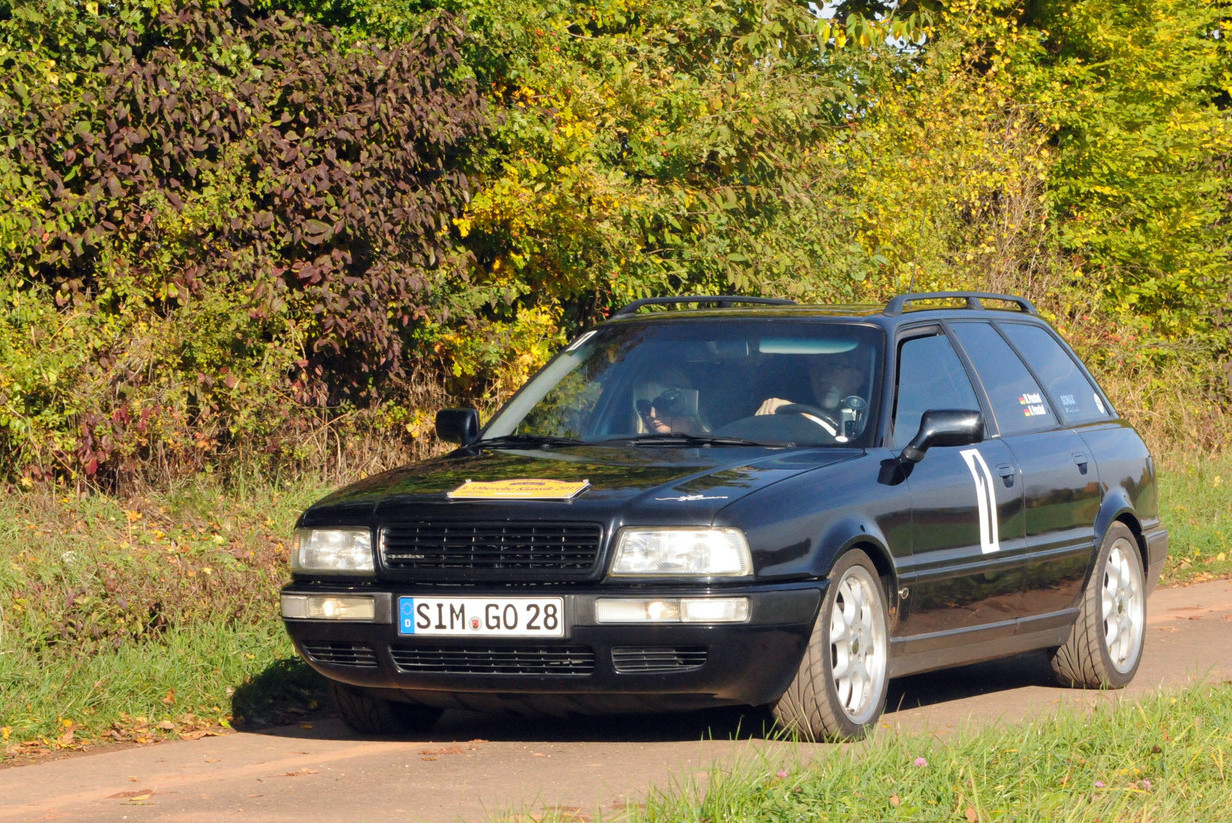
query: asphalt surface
[{"left": 2, "top": 577, "right": 1229, "bottom": 823}]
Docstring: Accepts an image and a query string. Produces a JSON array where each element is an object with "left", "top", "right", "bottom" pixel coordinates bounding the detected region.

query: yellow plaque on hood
[{"left": 447, "top": 478, "right": 591, "bottom": 500}]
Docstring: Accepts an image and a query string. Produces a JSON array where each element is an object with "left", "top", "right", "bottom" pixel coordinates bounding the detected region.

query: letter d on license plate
[{"left": 398, "top": 596, "right": 565, "bottom": 637}]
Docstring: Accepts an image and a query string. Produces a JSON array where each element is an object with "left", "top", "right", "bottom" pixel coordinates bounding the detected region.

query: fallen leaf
[
  {"left": 889, "top": 794, "right": 901, "bottom": 807},
  {"left": 179, "top": 730, "right": 222, "bottom": 740},
  {"left": 966, "top": 808, "right": 979, "bottom": 823}
]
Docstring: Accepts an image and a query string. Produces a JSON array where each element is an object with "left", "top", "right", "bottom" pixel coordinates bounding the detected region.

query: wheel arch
[
  {"left": 810, "top": 516, "right": 899, "bottom": 621},
  {"left": 1094, "top": 492, "right": 1148, "bottom": 575}
]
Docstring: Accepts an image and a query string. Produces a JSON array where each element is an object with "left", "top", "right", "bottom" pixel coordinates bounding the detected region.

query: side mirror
[
  {"left": 435, "top": 408, "right": 481, "bottom": 446},
  {"left": 900, "top": 409, "right": 984, "bottom": 464}
]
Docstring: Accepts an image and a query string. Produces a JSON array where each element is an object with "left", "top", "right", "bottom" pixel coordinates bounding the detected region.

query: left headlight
[
  {"left": 609, "top": 527, "right": 753, "bottom": 578},
  {"left": 291, "top": 527, "right": 375, "bottom": 576}
]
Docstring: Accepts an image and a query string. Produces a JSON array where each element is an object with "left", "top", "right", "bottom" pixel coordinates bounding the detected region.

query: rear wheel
[
  {"left": 773, "top": 549, "right": 889, "bottom": 741},
  {"left": 329, "top": 681, "right": 443, "bottom": 735},
  {"left": 1050, "top": 522, "right": 1146, "bottom": 688}
]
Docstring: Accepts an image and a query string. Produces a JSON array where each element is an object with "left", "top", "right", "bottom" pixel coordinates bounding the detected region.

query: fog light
[
  {"left": 281, "top": 594, "right": 376, "bottom": 621},
  {"left": 646, "top": 600, "right": 681, "bottom": 621},
  {"left": 594, "top": 597, "right": 749, "bottom": 624}
]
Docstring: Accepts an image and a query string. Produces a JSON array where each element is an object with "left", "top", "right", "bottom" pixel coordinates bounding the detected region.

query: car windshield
[{"left": 483, "top": 319, "right": 884, "bottom": 447}]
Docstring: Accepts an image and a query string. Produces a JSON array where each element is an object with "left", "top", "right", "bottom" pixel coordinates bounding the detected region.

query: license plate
[{"left": 397, "top": 596, "right": 565, "bottom": 637}]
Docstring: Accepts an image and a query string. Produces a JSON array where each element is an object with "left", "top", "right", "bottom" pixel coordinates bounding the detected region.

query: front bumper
[{"left": 281, "top": 582, "right": 822, "bottom": 713}]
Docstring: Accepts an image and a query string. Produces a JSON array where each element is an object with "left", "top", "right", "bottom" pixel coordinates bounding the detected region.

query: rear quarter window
[
  {"left": 999, "top": 322, "right": 1113, "bottom": 425},
  {"left": 948, "top": 321, "right": 1057, "bottom": 436}
]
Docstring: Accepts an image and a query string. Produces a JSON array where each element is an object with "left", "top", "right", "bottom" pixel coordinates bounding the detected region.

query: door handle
[
  {"left": 1072, "top": 452, "right": 1090, "bottom": 475},
  {"left": 995, "top": 463, "right": 1017, "bottom": 488}
]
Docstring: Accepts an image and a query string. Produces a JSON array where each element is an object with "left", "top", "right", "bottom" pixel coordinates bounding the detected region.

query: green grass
[
  {"left": 0, "top": 620, "right": 320, "bottom": 753},
  {"left": 0, "top": 476, "right": 331, "bottom": 753},
  {"left": 1157, "top": 452, "right": 1232, "bottom": 585},
  {"left": 599, "top": 683, "right": 1232, "bottom": 823}
]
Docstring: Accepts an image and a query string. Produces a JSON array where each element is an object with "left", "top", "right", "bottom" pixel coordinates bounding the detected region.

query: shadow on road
[
  {"left": 885, "top": 649, "right": 1058, "bottom": 714},
  {"left": 233, "top": 650, "right": 1061, "bottom": 745}
]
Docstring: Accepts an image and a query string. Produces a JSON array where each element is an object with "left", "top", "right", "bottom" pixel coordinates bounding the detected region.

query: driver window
[{"left": 893, "top": 334, "right": 980, "bottom": 449}]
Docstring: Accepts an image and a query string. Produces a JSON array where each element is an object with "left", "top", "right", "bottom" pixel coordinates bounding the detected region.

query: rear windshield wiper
[
  {"left": 476, "top": 434, "right": 584, "bottom": 448},
  {"left": 607, "top": 433, "right": 786, "bottom": 448}
]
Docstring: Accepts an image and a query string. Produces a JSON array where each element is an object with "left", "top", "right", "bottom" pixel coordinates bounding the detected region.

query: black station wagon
[{"left": 281, "top": 292, "right": 1168, "bottom": 740}]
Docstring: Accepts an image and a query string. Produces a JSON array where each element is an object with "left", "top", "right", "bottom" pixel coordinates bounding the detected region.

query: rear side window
[
  {"left": 999, "top": 323, "right": 1112, "bottom": 425},
  {"left": 892, "top": 333, "right": 981, "bottom": 449},
  {"left": 949, "top": 322, "right": 1057, "bottom": 436}
]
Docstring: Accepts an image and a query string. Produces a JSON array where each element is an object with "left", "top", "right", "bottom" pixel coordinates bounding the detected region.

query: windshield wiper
[
  {"left": 608, "top": 433, "right": 785, "bottom": 448},
  {"left": 477, "top": 434, "right": 584, "bottom": 448}
]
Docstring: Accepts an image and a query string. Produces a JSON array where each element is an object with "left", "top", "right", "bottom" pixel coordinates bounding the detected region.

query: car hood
[{"left": 298, "top": 444, "right": 862, "bottom": 527}]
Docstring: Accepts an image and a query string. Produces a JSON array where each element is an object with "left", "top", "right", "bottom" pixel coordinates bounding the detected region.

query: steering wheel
[{"left": 775, "top": 403, "right": 840, "bottom": 436}]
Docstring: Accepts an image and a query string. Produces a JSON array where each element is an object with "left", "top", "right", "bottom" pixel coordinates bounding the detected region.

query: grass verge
[
  {"left": 0, "top": 475, "right": 331, "bottom": 756},
  {"left": 1157, "top": 452, "right": 1232, "bottom": 585},
  {"left": 603, "top": 682, "right": 1232, "bottom": 823}
]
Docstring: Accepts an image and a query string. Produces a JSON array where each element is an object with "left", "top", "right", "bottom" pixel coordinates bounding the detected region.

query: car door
[
  {"left": 889, "top": 329, "right": 1027, "bottom": 643},
  {"left": 947, "top": 321, "right": 1103, "bottom": 622}
]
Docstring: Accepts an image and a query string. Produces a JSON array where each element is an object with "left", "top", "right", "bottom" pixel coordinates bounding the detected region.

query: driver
[{"left": 755, "top": 355, "right": 864, "bottom": 435}]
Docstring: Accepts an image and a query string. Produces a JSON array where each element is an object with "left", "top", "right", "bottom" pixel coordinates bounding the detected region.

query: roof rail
[
  {"left": 883, "top": 291, "right": 1038, "bottom": 317},
  {"left": 610, "top": 295, "right": 797, "bottom": 318}
]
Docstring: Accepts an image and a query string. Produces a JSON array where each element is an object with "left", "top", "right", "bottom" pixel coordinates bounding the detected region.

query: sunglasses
[{"left": 637, "top": 388, "right": 690, "bottom": 418}]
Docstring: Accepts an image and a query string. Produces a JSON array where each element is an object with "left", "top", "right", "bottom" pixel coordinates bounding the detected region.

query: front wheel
[
  {"left": 1050, "top": 522, "right": 1146, "bottom": 689},
  {"left": 329, "top": 681, "right": 444, "bottom": 735},
  {"left": 773, "top": 549, "right": 890, "bottom": 741}
]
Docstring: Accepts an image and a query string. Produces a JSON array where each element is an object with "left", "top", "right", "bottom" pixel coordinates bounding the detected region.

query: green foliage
[
  {"left": 1019, "top": 0, "right": 1232, "bottom": 360},
  {"left": 1, "top": 0, "right": 1230, "bottom": 483},
  {"left": 454, "top": 0, "right": 898, "bottom": 326},
  {"left": 0, "top": 0, "right": 484, "bottom": 483},
  {"left": 838, "top": 20, "right": 1058, "bottom": 303},
  {"left": 825, "top": 0, "right": 1232, "bottom": 444}
]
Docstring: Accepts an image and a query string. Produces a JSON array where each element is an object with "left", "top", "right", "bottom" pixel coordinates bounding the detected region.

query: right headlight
[
  {"left": 291, "top": 528, "right": 375, "bottom": 576},
  {"left": 609, "top": 527, "right": 753, "bottom": 578}
]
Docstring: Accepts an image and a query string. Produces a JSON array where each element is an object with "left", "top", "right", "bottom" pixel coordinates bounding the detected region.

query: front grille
[
  {"left": 380, "top": 522, "right": 603, "bottom": 581},
  {"left": 301, "top": 642, "right": 378, "bottom": 669},
  {"left": 611, "top": 646, "right": 708, "bottom": 674},
  {"left": 389, "top": 645, "right": 595, "bottom": 676}
]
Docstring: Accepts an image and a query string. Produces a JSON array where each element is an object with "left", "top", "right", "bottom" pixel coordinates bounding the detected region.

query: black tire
[
  {"left": 1050, "top": 522, "right": 1146, "bottom": 689},
  {"left": 329, "top": 681, "right": 444, "bottom": 735},
  {"left": 773, "top": 549, "right": 890, "bottom": 741}
]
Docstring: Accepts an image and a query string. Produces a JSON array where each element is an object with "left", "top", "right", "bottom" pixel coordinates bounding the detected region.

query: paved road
[{"left": 3, "top": 578, "right": 1230, "bottom": 823}]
